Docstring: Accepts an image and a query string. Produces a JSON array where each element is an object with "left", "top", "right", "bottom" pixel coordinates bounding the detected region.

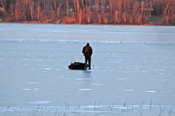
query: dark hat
[{"left": 86, "top": 43, "right": 89, "bottom": 46}]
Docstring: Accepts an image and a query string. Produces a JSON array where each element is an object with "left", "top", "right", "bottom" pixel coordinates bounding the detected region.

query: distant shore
[
  {"left": 1, "top": 0, "right": 174, "bottom": 26},
  {"left": 0, "top": 15, "right": 167, "bottom": 26}
]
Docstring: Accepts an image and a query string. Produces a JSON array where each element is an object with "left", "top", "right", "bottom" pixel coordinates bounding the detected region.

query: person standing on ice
[{"left": 82, "top": 43, "right": 93, "bottom": 70}]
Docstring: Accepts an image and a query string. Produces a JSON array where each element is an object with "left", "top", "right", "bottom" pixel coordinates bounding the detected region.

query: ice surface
[
  {"left": 0, "top": 23, "right": 175, "bottom": 116},
  {"left": 1, "top": 23, "right": 175, "bottom": 43}
]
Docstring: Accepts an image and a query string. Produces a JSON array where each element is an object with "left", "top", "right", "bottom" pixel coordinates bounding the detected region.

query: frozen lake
[{"left": 0, "top": 23, "right": 175, "bottom": 116}]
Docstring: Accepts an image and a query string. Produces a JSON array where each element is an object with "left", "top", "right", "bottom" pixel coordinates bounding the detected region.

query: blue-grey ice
[{"left": 0, "top": 23, "right": 175, "bottom": 116}]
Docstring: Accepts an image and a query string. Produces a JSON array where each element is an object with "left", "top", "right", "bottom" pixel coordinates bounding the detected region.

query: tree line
[{"left": 0, "top": 0, "right": 174, "bottom": 25}]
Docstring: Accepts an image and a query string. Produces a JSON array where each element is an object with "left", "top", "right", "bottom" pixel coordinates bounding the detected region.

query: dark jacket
[{"left": 82, "top": 45, "right": 93, "bottom": 56}]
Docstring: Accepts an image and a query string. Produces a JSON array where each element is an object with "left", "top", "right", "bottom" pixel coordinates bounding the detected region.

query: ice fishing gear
[
  {"left": 68, "top": 60, "right": 89, "bottom": 70},
  {"left": 91, "top": 58, "right": 94, "bottom": 68}
]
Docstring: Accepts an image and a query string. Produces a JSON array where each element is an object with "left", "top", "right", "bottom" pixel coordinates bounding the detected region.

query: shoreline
[
  {"left": 0, "top": 21, "right": 162, "bottom": 26},
  {"left": 0, "top": 15, "right": 169, "bottom": 26}
]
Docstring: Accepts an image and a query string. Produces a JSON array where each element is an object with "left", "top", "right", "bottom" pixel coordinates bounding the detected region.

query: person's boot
[
  {"left": 89, "top": 66, "right": 91, "bottom": 70},
  {"left": 84, "top": 64, "right": 87, "bottom": 70}
]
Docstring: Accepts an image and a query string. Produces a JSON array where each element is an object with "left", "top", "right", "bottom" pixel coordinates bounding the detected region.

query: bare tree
[
  {"left": 162, "top": 0, "right": 175, "bottom": 25},
  {"left": 132, "top": 0, "right": 140, "bottom": 24},
  {"left": 87, "top": 0, "right": 91, "bottom": 23},
  {"left": 1, "top": 0, "right": 174, "bottom": 25},
  {"left": 30, "top": 1, "right": 34, "bottom": 20},
  {"left": 1, "top": 0, "right": 6, "bottom": 16},
  {"left": 37, "top": 0, "right": 41, "bottom": 21},
  {"left": 123, "top": 0, "right": 131, "bottom": 23},
  {"left": 15, "top": 0, "right": 19, "bottom": 21}
]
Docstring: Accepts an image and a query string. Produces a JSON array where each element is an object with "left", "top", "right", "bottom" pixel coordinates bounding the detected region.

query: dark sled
[{"left": 68, "top": 60, "right": 89, "bottom": 70}]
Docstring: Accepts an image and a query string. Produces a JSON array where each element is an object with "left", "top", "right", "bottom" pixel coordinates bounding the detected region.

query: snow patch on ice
[
  {"left": 28, "top": 82, "right": 40, "bottom": 84},
  {"left": 28, "top": 101, "right": 51, "bottom": 104},
  {"left": 75, "top": 78, "right": 84, "bottom": 81},
  {"left": 162, "top": 79, "right": 169, "bottom": 81},
  {"left": 41, "top": 68, "right": 52, "bottom": 70},
  {"left": 2, "top": 39, "right": 175, "bottom": 45},
  {"left": 91, "top": 83, "right": 104, "bottom": 86},
  {"left": 22, "top": 88, "right": 40, "bottom": 91},
  {"left": 142, "top": 71, "right": 148, "bottom": 73},
  {"left": 124, "top": 90, "right": 134, "bottom": 92},
  {"left": 0, "top": 104, "right": 174, "bottom": 114},
  {"left": 146, "top": 91, "right": 157, "bottom": 93},
  {"left": 57, "top": 78, "right": 74, "bottom": 80},
  {"left": 155, "top": 69, "right": 166, "bottom": 71},
  {"left": 79, "top": 89, "right": 92, "bottom": 91},
  {"left": 116, "top": 78, "right": 128, "bottom": 80},
  {"left": 35, "top": 59, "right": 43, "bottom": 61},
  {"left": 60, "top": 75, "right": 64, "bottom": 77},
  {"left": 21, "top": 59, "right": 33, "bottom": 61},
  {"left": 76, "top": 78, "right": 91, "bottom": 81},
  {"left": 33, "top": 88, "right": 40, "bottom": 91},
  {"left": 23, "top": 89, "right": 31, "bottom": 91}
]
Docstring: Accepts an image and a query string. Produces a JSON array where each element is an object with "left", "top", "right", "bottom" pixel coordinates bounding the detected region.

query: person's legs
[
  {"left": 88, "top": 56, "right": 91, "bottom": 70},
  {"left": 85, "top": 55, "right": 88, "bottom": 69}
]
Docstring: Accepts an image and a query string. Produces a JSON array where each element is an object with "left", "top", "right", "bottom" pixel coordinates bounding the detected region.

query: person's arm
[
  {"left": 89, "top": 47, "right": 93, "bottom": 56},
  {"left": 82, "top": 47, "right": 85, "bottom": 53},
  {"left": 82, "top": 46, "right": 85, "bottom": 56}
]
